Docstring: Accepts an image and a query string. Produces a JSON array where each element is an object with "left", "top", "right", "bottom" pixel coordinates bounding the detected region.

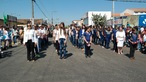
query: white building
[
  {"left": 82, "top": 11, "right": 111, "bottom": 26},
  {"left": 72, "top": 20, "right": 83, "bottom": 26},
  {"left": 121, "top": 8, "right": 146, "bottom": 16}
]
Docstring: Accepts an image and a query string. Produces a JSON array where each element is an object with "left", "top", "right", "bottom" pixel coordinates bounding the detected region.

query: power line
[
  {"left": 38, "top": 0, "right": 49, "bottom": 14},
  {"left": 34, "top": 1, "right": 48, "bottom": 18},
  {"left": 107, "top": 0, "right": 146, "bottom": 3}
]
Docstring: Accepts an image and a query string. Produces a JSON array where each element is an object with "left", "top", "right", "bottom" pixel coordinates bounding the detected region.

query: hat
[{"left": 141, "top": 27, "right": 144, "bottom": 32}]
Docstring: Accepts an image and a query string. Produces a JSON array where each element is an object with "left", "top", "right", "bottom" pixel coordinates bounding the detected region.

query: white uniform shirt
[
  {"left": 38, "top": 29, "right": 46, "bottom": 38},
  {"left": 23, "top": 29, "right": 37, "bottom": 44},
  {"left": 58, "top": 29, "right": 66, "bottom": 39},
  {"left": 116, "top": 30, "right": 125, "bottom": 41},
  {"left": 54, "top": 29, "right": 59, "bottom": 41}
]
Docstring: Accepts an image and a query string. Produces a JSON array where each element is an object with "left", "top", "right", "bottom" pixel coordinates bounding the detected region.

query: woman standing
[
  {"left": 53, "top": 24, "right": 60, "bottom": 54},
  {"left": 34, "top": 25, "right": 40, "bottom": 56},
  {"left": 19, "top": 27, "right": 24, "bottom": 44},
  {"left": 129, "top": 28, "right": 138, "bottom": 60},
  {"left": 23, "top": 22, "right": 37, "bottom": 62},
  {"left": 116, "top": 26, "right": 126, "bottom": 54},
  {"left": 3, "top": 27, "right": 9, "bottom": 50},
  {"left": 84, "top": 27, "right": 92, "bottom": 58},
  {"left": 58, "top": 22, "right": 68, "bottom": 59},
  {"left": 105, "top": 26, "right": 112, "bottom": 49}
]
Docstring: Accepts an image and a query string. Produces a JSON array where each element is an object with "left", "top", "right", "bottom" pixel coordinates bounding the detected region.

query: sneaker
[
  {"left": 32, "top": 60, "right": 35, "bottom": 62},
  {"left": 120, "top": 52, "right": 123, "bottom": 55}
]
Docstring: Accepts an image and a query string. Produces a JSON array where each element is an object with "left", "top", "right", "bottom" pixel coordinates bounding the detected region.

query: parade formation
[{"left": 1, "top": 0, "right": 146, "bottom": 82}]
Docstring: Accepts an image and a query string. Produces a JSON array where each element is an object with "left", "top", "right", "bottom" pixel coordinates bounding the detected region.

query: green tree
[{"left": 92, "top": 14, "right": 107, "bottom": 26}]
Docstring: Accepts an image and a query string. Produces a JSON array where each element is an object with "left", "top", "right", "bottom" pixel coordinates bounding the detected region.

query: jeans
[
  {"left": 13, "top": 36, "right": 17, "bottom": 44},
  {"left": 137, "top": 41, "right": 142, "bottom": 51},
  {"left": 100, "top": 37, "right": 105, "bottom": 47},
  {"left": 59, "top": 38, "right": 66, "bottom": 58},
  {"left": 113, "top": 37, "right": 117, "bottom": 52},
  {"left": 78, "top": 37, "right": 83, "bottom": 49},
  {"left": 72, "top": 36, "right": 76, "bottom": 46},
  {"left": 38, "top": 38, "right": 42, "bottom": 50},
  {"left": 105, "top": 38, "right": 110, "bottom": 48}
]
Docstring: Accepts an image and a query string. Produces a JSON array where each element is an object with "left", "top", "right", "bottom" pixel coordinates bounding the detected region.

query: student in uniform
[
  {"left": 23, "top": 22, "right": 37, "bottom": 62},
  {"left": 58, "top": 22, "right": 68, "bottom": 59},
  {"left": 53, "top": 24, "right": 60, "bottom": 54},
  {"left": 0, "top": 25, "right": 3, "bottom": 57},
  {"left": 129, "top": 28, "right": 138, "bottom": 60},
  {"left": 83, "top": 27, "right": 92, "bottom": 58}
]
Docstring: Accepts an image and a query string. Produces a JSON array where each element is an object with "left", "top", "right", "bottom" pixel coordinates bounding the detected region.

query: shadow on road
[
  {"left": 90, "top": 49, "right": 94, "bottom": 56},
  {"left": 125, "top": 54, "right": 131, "bottom": 58},
  {"left": 64, "top": 53, "right": 73, "bottom": 59},
  {"left": 0, "top": 51, "right": 13, "bottom": 59},
  {"left": 36, "top": 52, "right": 46, "bottom": 60}
]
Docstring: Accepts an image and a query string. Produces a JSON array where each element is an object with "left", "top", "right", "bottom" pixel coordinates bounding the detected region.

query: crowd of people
[
  {"left": 0, "top": 25, "right": 22, "bottom": 57},
  {"left": 67, "top": 24, "right": 146, "bottom": 60},
  {"left": 0, "top": 21, "right": 146, "bottom": 61},
  {"left": 23, "top": 21, "right": 50, "bottom": 62}
]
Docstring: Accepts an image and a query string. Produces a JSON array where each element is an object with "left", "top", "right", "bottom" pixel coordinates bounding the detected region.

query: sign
[{"left": 139, "top": 15, "right": 146, "bottom": 27}]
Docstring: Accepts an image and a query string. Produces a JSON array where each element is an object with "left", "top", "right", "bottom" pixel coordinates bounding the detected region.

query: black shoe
[
  {"left": 85, "top": 55, "right": 88, "bottom": 58},
  {"left": 60, "top": 57, "right": 63, "bottom": 59},
  {"left": 64, "top": 56, "right": 67, "bottom": 59}
]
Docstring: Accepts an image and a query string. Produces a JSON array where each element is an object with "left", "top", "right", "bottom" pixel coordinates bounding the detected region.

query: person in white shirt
[
  {"left": 116, "top": 26, "right": 126, "bottom": 54},
  {"left": 38, "top": 25, "right": 46, "bottom": 50},
  {"left": 23, "top": 22, "right": 37, "bottom": 62},
  {"left": 0, "top": 25, "right": 3, "bottom": 57},
  {"left": 34, "top": 25, "right": 40, "bottom": 56},
  {"left": 53, "top": 24, "right": 60, "bottom": 54},
  {"left": 58, "top": 22, "right": 68, "bottom": 59},
  {"left": 3, "top": 27, "right": 9, "bottom": 50}
]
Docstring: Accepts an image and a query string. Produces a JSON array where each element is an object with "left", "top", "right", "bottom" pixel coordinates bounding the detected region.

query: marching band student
[
  {"left": 84, "top": 26, "right": 92, "bottom": 58},
  {"left": 58, "top": 22, "right": 68, "bottom": 59},
  {"left": 23, "top": 22, "right": 37, "bottom": 62}
]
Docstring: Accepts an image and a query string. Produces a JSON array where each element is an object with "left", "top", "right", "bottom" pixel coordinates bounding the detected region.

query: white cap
[{"left": 141, "top": 27, "right": 144, "bottom": 32}]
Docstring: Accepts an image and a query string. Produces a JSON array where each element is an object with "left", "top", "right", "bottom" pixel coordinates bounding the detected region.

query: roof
[
  {"left": 129, "top": 8, "right": 146, "bottom": 12},
  {"left": 112, "top": 13, "right": 120, "bottom": 17},
  {"left": 17, "top": 19, "right": 43, "bottom": 24}
]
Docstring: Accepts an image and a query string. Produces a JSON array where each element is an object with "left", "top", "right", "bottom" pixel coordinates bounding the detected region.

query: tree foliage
[{"left": 92, "top": 14, "right": 107, "bottom": 26}]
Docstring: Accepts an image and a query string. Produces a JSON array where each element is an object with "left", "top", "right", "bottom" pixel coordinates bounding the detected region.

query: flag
[{"left": 3, "top": 15, "right": 7, "bottom": 24}]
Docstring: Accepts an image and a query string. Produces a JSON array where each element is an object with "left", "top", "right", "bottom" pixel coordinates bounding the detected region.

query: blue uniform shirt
[
  {"left": 84, "top": 32, "right": 92, "bottom": 42},
  {"left": 130, "top": 33, "right": 138, "bottom": 42}
]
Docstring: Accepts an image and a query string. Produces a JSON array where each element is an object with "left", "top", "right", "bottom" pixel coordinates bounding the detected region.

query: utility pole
[
  {"left": 112, "top": 0, "right": 115, "bottom": 28},
  {"left": 32, "top": 0, "right": 35, "bottom": 26}
]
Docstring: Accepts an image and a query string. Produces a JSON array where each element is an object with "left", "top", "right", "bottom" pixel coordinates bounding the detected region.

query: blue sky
[{"left": 0, "top": 0, "right": 146, "bottom": 25}]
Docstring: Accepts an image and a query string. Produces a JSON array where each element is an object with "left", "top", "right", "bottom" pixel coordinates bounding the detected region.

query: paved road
[{"left": 0, "top": 39, "right": 146, "bottom": 82}]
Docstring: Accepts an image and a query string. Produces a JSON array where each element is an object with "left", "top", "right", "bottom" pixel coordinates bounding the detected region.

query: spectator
[{"left": 116, "top": 26, "right": 126, "bottom": 54}]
